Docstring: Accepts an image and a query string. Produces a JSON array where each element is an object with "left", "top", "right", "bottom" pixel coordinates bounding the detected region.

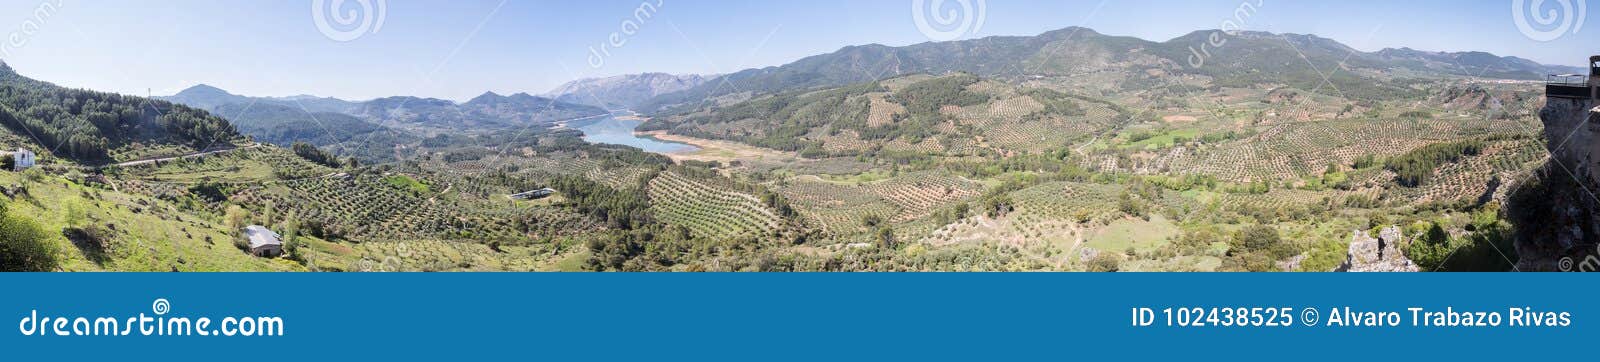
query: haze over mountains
[
  {"left": 543, "top": 73, "right": 715, "bottom": 110},
  {"left": 160, "top": 83, "right": 610, "bottom": 162},
  {"left": 636, "top": 27, "right": 1579, "bottom": 112}
]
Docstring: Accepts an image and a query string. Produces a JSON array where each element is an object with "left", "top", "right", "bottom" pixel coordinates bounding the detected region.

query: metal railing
[{"left": 1548, "top": 74, "right": 1590, "bottom": 86}]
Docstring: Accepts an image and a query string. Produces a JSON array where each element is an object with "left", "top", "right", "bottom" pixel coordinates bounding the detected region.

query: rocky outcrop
[
  {"left": 1513, "top": 97, "right": 1600, "bottom": 271},
  {"left": 1335, "top": 226, "right": 1419, "bottom": 272}
]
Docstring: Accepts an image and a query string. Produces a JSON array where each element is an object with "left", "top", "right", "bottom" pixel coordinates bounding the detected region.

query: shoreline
[
  {"left": 635, "top": 130, "right": 798, "bottom": 164},
  {"left": 633, "top": 130, "right": 711, "bottom": 155}
]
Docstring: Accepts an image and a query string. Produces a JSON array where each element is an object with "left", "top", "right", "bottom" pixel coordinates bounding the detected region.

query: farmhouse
[
  {"left": 243, "top": 225, "right": 284, "bottom": 258},
  {"left": 510, "top": 188, "right": 556, "bottom": 200},
  {"left": 1, "top": 148, "right": 36, "bottom": 171}
]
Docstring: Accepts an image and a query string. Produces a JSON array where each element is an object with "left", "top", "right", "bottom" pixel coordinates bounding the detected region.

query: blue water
[{"left": 572, "top": 115, "right": 698, "bottom": 154}]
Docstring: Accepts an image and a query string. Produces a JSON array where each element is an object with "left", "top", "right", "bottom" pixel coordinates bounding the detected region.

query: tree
[
  {"left": 1088, "top": 253, "right": 1121, "bottom": 272},
  {"left": 291, "top": 142, "right": 341, "bottom": 168},
  {"left": 876, "top": 227, "right": 896, "bottom": 248},
  {"left": 1235, "top": 225, "right": 1281, "bottom": 253},
  {"left": 1422, "top": 222, "right": 1450, "bottom": 246}
]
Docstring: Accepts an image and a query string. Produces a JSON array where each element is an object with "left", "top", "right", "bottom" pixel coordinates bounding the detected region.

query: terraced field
[
  {"left": 233, "top": 174, "right": 594, "bottom": 242},
  {"left": 647, "top": 171, "right": 782, "bottom": 239},
  {"left": 774, "top": 172, "right": 981, "bottom": 236}
]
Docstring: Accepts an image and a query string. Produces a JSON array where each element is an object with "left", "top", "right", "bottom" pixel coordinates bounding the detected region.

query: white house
[
  {"left": 510, "top": 188, "right": 556, "bottom": 200},
  {"left": 11, "top": 148, "right": 34, "bottom": 171},
  {"left": 243, "top": 225, "right": 284, "bottom": 258}
]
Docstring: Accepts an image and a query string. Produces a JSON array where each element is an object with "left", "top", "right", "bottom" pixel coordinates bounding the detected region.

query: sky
[{"left": 0, "top": 0, "right": 1593, "bottom": 102}]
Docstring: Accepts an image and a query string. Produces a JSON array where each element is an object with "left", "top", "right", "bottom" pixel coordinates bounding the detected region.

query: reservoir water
[{"left": 570, "top": 115, "right": 698, "bottom": 154}]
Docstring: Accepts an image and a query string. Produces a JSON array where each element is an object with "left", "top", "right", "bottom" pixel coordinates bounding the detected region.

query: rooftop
[{"left": 244, "top": 225, "right": 282, "bottom": 249}]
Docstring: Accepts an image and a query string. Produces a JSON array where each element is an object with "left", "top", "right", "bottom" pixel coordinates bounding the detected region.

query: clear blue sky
[{"left": 0, "top": 0, "right": 1593, "bottom": 101}]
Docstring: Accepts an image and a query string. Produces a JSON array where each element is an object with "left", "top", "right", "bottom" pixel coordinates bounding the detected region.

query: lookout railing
[
  {"left": 1547, "top": 74, "right": 1595, "bottom": 99},
  {"left": 1548, "top": 74, "right": 1590, "bottom": 86}
]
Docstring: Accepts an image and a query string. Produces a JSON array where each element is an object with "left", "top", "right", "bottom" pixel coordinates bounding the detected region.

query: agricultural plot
[
  {"left": 350, "top": 240, "right": 564, "bottom": 272},
  {"left": 234, "top": 174, "right": 587, "bottom": 242},
  {"left": 647, "top": 171, "right": 782, "bottom": 239},
  {"left": 1162, "top": 116, "right": 1538, "bottom": 182}
]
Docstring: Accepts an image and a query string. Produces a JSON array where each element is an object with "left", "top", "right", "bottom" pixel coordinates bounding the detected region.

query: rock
[
  {"left": 1335, "top": 226, "right": 1418, "bottom": 272},
  {"left": 1513, "top": 97, "right": 1600, "bottom": 271}
]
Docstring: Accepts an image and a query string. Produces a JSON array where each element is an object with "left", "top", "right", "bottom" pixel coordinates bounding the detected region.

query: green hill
[{"left": 0, "top": 64, "right": 242, "bottom": 164}]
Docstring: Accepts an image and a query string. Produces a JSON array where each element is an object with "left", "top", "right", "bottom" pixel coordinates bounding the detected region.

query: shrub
[
  {"left": 0, "top": 205, "right": 57, "bottom": 271},
  {"left": 1087, "top": 253, "right": 1121, "bottom": 272}
]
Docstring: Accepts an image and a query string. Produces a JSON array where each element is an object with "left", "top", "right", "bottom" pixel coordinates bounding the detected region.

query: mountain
[
  {"left": 163, "top": 85, "right": 607, "bottom": 158},
  {"left": 544, "top": 73, "right": 713, "bottom": 109},
  {"left": 1372, "top": 47, "right": 1586, "bottom": 78},
  {"left": 637, "top": 27, "right": 1578, "bottom": 113},
  {"left": 351, "top": 92, "right": 607, "bottom": 134},
  {"left": 641, "top": 73, "right": 1135, "bottom": 158},
  {"left": 0, "top": 64, "right": 241, "bottom": 163},
  {"left": 164, "top": 85, "right": 359, "bottom": 114},
  {"left": 163, "top": 84, "right": 251, "bottom": 110},
  {"left": 213, "top": 102, "right": 414, "bottom": 163}
]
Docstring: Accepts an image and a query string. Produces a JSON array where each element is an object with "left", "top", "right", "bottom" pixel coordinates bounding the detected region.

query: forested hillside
[{"left": 0, "top": 62, "right": 240, "bottom": 163}]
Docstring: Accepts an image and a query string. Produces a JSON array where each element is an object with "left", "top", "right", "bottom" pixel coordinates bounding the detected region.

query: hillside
[
  {"left": 212, "top": 103, "right": 415, "bottom": 163},
  {"left": 545, "top": 73, "right": 713, "bottom": 109},
  {"left": 643, "top": 73, "right": 1134, "bottom": 159},
  {"left": 637, "top": 27, "right": 1574, "bottom": 113},
  {"left": 0, "top": 64, "right": 243, "bottom": 164}
]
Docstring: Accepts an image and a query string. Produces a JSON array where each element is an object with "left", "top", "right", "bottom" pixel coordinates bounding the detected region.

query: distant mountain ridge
[
  {"left": 166, "top": 84, "right": 606, "bottom": 131},
  {"left": 348, "top": 91, "right": 606, "bottom": 133},
  {"left": 163, "top": 84, "right": 358, "bottom": 114},
  {"left": 544, "top": 73, "right": 713, "bottom": 109},
  {"left": 637, "top": 26, "right": 1579, "bottom": 113},
  {"left": 161, "top": 84, "right": 606, "bottom": 162}
]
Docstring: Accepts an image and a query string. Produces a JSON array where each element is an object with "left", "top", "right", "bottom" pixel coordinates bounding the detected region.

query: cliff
[{"left": 1512, "top": 96, "right": 1600, "bottom": 271}]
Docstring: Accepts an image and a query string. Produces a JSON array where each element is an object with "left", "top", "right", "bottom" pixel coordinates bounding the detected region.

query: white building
[
  {"left": 244, "top": 225, "right": 284, "bottom": 258},
  {"left": 510, "top": 188, "right": 556, "bottom": 200},
  {"left": 11, "top": 148, "right": 33, "bottom": 171}
]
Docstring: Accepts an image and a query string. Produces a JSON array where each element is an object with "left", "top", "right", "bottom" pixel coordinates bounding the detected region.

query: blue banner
[{"left": 1, "top": 273, "right": 1591, "bottom": 361}]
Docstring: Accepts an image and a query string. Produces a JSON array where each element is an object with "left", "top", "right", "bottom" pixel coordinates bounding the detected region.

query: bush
[
  {"left": 0, "top": 205, "right": 57, "bottom": 271},
  {"left": 1087, "top": 253, "right": 1121, "bottom": 272}
]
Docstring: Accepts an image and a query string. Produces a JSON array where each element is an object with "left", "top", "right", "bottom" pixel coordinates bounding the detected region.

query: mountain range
[
  {"left": 636, "top": 27, "right": 1580, "bottom": 113},
  {"left": 543, "top": 73, "right": 714, "bottom": 109},
  {"left": 160, "top": 84, "right": 609, "bottom": 162}
]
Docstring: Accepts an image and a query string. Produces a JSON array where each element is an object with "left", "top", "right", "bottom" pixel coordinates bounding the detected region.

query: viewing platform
[
  {"left": 1547, "top": 74, "right": 1594, "bottom": 99},
  {"left": 1546, "top": 55, "right": 1600, "bottom": 99}
]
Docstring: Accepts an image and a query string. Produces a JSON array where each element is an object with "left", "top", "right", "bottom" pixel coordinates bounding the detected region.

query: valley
[{"left": 0, "top": 25, "right": 1568, "bottom": 272}]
